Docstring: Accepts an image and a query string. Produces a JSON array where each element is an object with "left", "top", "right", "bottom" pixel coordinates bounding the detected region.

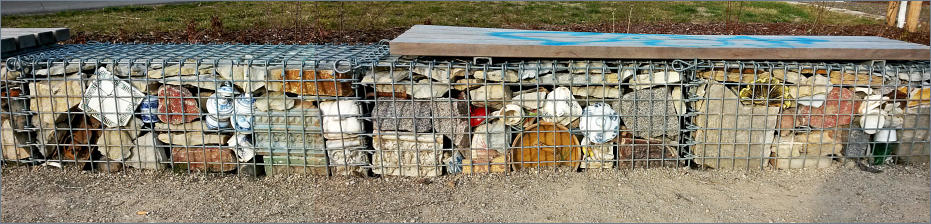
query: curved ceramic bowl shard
[{"left": 509, "top": 122, "right": 582, "bottom": 170}]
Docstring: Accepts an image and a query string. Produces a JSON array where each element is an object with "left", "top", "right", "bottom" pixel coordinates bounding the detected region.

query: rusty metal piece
[{"left": 59, "top": 115, "right": 101, "bottom": 164}]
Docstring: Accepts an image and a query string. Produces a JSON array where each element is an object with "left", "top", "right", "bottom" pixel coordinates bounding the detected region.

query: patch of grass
[{"left": 2, "top": 1, "right": 880, "bottom": 35}]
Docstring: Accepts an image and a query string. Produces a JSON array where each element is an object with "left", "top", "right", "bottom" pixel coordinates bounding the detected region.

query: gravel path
[{"left": 2, "top": 164, "right": 929, "bottom": 223}]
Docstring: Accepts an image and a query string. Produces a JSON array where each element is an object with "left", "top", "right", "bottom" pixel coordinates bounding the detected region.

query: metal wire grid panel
[
  {"left": 0, "top": 43, "right": 928, "bottom": 177},
  {"left": 1, "top": 43, "right": 389, "bottom": 176},
  {"left": 355, "top": 58, "right": 931, "bottom": 174}
]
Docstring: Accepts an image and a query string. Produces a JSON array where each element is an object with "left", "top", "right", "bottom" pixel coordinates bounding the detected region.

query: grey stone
[
  {"left": 35, "top": 63, "right": 94, "bottom": 76},
  {"left": 372, "top": 79, "right": 451, "bottom": 99},
  {"left": 510, "top": 88, "right": 548, "bottom": 110},
  {"left": 157, "top": 132, "right": 231, "bottom": 146},
  {"left": 372, "top": 98, "right": 469, "bottom": 149},
  {"left": 125, "top": 132, "right": 168, "bottom": 170},
  {"left": 570, "top": 86, "right": 622, "bottom": 98},
  {"left": 897, "top": 106, "right": 930, "bottom": 163},
  {"left": 158, "top": 74, "right": 223, "bottom": 90},
  {"left": 431, "top": 99, "right": 471, "bottom": 149},
  {"left": 628, "top": 71, "right": 681, "bottom": 90},
  {"left": 472, "top": 69, "right": 519, "bottom": 82},
  {"left": 845, "top": 124, "right": 871, "bottom": 158},
  {"left": 691, "top": 82, "right": 780, "bottom": 169},
  {"left": 470, "top": 84, "right": 512, "bottom": 110},
  {"left": 414, "top": 66, "right": 466, "bottom": 83},
  {"left": 237, "top": 164, "right": 259, "bottom": 176},
  {"left": 617, "top": 87, "right": 680, "bottom": 138},
  {"left": 254, "top": 91, "right": 295, "bottom": 112},
  {"left": 216, "top": 65, "right": 268, "bottom": 93},
  {"left": 148, "top": 63, "right": 214, "bottom": 79},
  {"left": 113, "top": 63, "right": 147, "bottom": 77},
  {"left": 372, "top": 99, "right": 433, "bottom": 133}
]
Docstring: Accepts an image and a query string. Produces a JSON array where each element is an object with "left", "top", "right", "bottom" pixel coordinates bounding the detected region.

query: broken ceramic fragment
[
  {"left": 226, "top": 133, "right": 255, "bottom": 162},
  {"left": 580, "top": 137, "right": 614, "bottom": 169},
  {"left": 79, "top": 68, "right": 146, "bottom": 127},
  {"left": 490, "top": 104, "right": 524, "bottom": 126},
  {"left": 579, "top": 103, "right": 620, "bottom": 144},
  {"left": 540, "top": 87, "right": 582, "bottom": 127},
  {"left": 319, "top": 100, "right": 364, "bottom": 139},
  {"left": 156, "top": 85, "right": 201, "bottom": 125}
]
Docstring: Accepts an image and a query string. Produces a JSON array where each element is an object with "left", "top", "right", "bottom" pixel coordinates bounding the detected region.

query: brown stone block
[
  {"left": 170, "top": 147, "right": 237, "bottom": 172},
  {"left": 269, "top": 69, "right": 352, "bottom": 97}
]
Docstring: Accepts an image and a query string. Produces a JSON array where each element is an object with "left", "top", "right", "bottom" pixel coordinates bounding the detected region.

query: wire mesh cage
[
  {"left": 1, "top": 43, "right": 389, "bottom": 176},
  {"left": 357, "top": 57, "right": 931, "bottom": 174},
  {"left": 1, "top": 43, "right": 929, "bottom": 177}
]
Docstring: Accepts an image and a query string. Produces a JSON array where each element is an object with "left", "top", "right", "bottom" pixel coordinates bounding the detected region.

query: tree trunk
[
  {"left": 886, "top": 1, "right": 901, "bottom": 27},
  {"left": 905, "top": 1, "right": 923, "bottom": 32}
]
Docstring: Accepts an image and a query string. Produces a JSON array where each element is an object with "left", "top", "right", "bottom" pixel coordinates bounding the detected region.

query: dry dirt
[{"left": 1, "top": 164, "right": 929, "bottom": 223}]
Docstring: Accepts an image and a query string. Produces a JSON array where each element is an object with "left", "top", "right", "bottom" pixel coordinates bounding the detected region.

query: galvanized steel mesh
[{"left": 1, "top": 43, "right": 928, "bottom": 177}]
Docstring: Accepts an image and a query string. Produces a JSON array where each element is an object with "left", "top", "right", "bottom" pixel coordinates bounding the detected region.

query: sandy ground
[{"left": 1, "top": 164, "right": 929, "bottom": 223}]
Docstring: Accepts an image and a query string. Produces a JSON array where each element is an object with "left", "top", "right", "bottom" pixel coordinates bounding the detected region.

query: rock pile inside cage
[{"left": 2, "top": 47, "right": 929, "bottom": 176}]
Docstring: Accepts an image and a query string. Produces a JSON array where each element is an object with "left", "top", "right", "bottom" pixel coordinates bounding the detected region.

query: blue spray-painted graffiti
[{"left": 487, "top": 31, "right": 830, "bottom": 48}]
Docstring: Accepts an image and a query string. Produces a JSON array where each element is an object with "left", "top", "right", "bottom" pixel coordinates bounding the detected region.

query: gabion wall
[{"left": 1, "top": 43, "right": 928, "bottom": 177}]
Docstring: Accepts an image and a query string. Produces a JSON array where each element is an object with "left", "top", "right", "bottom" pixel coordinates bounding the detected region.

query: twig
[
  {"left": 109, "top": 15, "right": 141, "bottom": 20},
  {"left": 626, "top": 6, "right": 633, "bottom": 33}
]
